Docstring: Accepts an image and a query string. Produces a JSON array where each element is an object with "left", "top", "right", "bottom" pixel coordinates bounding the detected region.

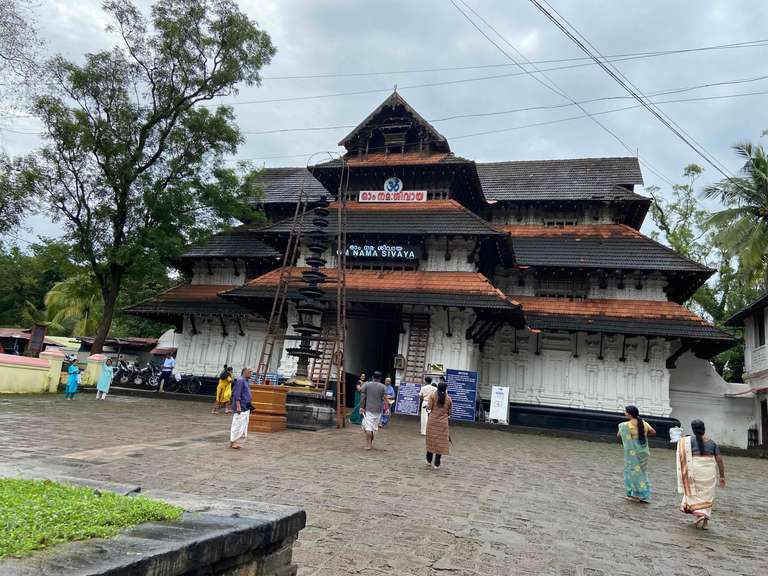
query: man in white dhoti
[
  {"left": 419, "top": 376, "right": 437, "bottom": 436},
  {"left": 229, "top": 367, "right": 252, "bottom": 449},
  {"left": 359, "top": 371, "right": 391, "bottom": 450}
]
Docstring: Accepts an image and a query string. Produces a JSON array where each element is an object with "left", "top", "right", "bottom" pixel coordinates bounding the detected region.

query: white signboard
[
  {"left": 489, "top": 386, "right": 510, "bottom": 424},
  {"left": 359, "top": 176, "right": 427, "bottom": 203}
]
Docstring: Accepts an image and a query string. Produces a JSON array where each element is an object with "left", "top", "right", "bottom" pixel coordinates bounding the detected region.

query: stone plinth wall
[{"left": 1, "top": 487, "right": 306, "bottom": 576}]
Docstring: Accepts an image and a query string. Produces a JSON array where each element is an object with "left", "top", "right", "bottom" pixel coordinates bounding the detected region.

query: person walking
[
  {"left": 95, "top": 358, "right": 114, "bottom": 400},
  {"left": 349, "top": 372, "right": 366, "bottom": 425},
  {"left": 157, "top": 353, "right": 176, "bottom": 392},
  {"left": 676, "top": 419, "right": 726, "bottom": 530},
  {"left": 425, "top": 380, "right": 452, "bottom": 468},
  {"left": 419, "top": 376, "right": 437, "bottom": 436},
  {"left": 359, "top": 371, "right": 390, "bottom": 450},
  {"left": 380, "top": 377, "right": 396, "bottom": 427},
  {"left": 64, "top": 358, "right": 80, "bottom": 400},
  {"left": 229, "top": 367, "right": 253, "bottom": 449},
  {"left": 213, "top": 365, "right": 233, "bottom": 414},
  {"left": 617, "top": 405, "right": 656, "bottom": 503}
]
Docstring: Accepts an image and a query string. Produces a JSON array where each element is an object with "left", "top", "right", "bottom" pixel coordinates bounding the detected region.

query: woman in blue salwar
[
  {"left": 64, "top": 359, "right": 80, "bottom": 400},
  {"left": 617, "top": 405, "right": 656, "bottom": 503}
]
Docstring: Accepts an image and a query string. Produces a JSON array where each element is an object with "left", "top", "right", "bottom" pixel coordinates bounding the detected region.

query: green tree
[
  {"left": 44, "top": 273, "right": 103, "bottom": 336},
  {"left": 649, "top": 166, "right": 763, "bottom": 381},
  {"left": 9, "top": 0, "right": 274, "bottom": 352},
  {"left": 703, "top": 137, "right": 768, "bottom": 289}
]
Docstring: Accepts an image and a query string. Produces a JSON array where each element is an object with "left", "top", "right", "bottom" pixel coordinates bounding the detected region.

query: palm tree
[
  {"left": 704, "top": 139, "right": 768, "bottom": 289},
  {"left": 44, "top": 273, "right": 103, "bottom": 336},
  {"left": 21, "top": 301, "right": 66, "bottom": 336}
]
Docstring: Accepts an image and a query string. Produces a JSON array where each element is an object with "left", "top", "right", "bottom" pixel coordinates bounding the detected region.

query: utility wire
[
  {"left": 261, "top": 38, "right": 768, "bottom": 80},
  {"left": 529, "top": 0, "right": 738, "bottom": 182},
  {"left": 450, "top": 0, "right": 673, "bottom": 185}
]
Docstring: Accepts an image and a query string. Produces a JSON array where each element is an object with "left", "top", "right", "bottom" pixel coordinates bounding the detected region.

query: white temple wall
[
  {"left": 424, "top": 308, "right": 479, "bottom": 373},
  {"left": 422, "top": 239, "right": 476, "bottom": 272},
  {"left": 493, "top": 270, "right": 668, "bottom": 301},
  {"left": 191, "top": 261, "right": 248, "bottom": 286},
  {"left": 172, "top": 315, "right": 272, "bottom": 377},
  {"left": 669, "top": 351, "right": 754, "bottom": 449},
  {"left": 482, "top": 205, "right": 617, "bottom": 225},
  {"left": 478, "top": 329, "right": 672, "bottom": 416}
]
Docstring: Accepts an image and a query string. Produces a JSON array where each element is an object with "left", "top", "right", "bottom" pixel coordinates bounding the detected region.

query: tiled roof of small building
[
  {"left": 315, "top": 151, "right": 471, "bottom": 168},
  {"left": 514, "top": 296, "right": 736, "bottom": 352},
  {"left": 477, "top": 157, "right": 645, "bottom": 202},
  {"left": 503, "top": 224, "right": 711, "bottom": 273},
  {"left": 124, "top": 284, "right": 253, "bottom": 318},
  {"left": 259, "top": 200, "right": 504, "bottom": 236},
  {"left": 251, "top": 167, "right": 329, "bottom": 205},
  {"left": 225, "top": 268, "right": 522, "bottom": 312},
  {"left": 724, "top": 291, "right": 768, "bottom": 326},
  {"left": 181, "top": 228, "right": 281, "bottom": 260}
]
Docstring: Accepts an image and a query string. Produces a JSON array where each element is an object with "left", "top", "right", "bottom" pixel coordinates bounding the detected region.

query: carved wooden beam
[
  {"left": 666, "top": 342, "right": 690, "bottom": 369},
  {"left": 190, "top": 316, "right": 198, "bottom": 336},
  {"left": 219, "top": 315, "right": 229, "bottom": 338},
  {"left": 236, "top": 316, "right": 245, "bottom": 337}
]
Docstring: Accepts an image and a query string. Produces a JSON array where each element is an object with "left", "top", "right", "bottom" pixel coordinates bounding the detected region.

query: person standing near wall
[
  {"left": 380, "top": 377, "right": 396, "bottom": 427},
  {"left": 213, "top": 365, "right": 233, "bottom": 414},
  {"left": 419, "top": 376, "right": 437, "bottom": 436},
  {"left": 95, "top": 358, "right": 114, "bottom": 400},
  {"left": 229, "top": 367, "right": 253, "bottom": 450},
  {"left": 425, "top": 380, "right": 452, "bottom": 468},
  {"left": 64, "top": 358, "right": 80, "bottom": 400},
  {"left": 157, "top": 353, "right": 176, "bottom": 393}
]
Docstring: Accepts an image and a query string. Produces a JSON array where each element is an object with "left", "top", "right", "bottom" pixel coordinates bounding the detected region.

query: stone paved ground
[{"left": 1, "top": 394, "right": 766, "bottom": 576}]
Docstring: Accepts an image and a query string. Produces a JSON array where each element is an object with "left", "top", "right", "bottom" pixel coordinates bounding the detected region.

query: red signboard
[{"left": 358, "top": 190, "right": 427, "bottom": 203}]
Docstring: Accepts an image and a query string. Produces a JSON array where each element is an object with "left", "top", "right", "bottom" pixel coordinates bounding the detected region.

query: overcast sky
[{"left": 3, "top": 0, "right": 768, "bottom": 244}]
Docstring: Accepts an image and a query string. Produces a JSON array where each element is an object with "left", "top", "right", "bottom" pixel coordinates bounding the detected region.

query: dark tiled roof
[
  {"left": 315, "top": 152, "right": 471, "bottom": 168},
  {"left": 477, "top": 157, "right": 645, "bottom": 201},
  {"left": 259, "top": 200, "right": 504, "bottom": 236},
  {"left": 181, "top": 229, "right": 281, "bottom": 260},
  {"left": 251, "top": 167, "right": 329, "bottom": 205},
  {"left": 514, "top": 296, "right": 736, "bottom": 357},
  {"left": 505, "top": 224, "right": 711, "bottom": 273},
  {"left": 724, "top": 291, "right": 768, "bottom": 326},
  {"left": 124, "top": 285, "right": 253, "bottom": 318},
  {"left": 225, "top": 268, "right": 523, "bottom": 313}
]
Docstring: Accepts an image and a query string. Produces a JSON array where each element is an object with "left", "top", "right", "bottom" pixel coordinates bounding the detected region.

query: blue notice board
[
  {"left": 445, "top": 369, "right": 478, "bottom": 422},
  {"left": 394, "top": 382, "right": 421, "bottom": 416}
]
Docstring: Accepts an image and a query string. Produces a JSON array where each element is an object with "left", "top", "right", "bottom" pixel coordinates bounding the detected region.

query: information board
[
  {"left": 254, "top": 371, "right": 280, "bottom": 385},
  {"left": 394, "top": 382, "right": 421, "bottom": 415},
  {"left": 489, "top": 386, "right": 510, "bottom": 424},
  {"left": 445, "top": 368, "right": 478, "bottom": 422}
]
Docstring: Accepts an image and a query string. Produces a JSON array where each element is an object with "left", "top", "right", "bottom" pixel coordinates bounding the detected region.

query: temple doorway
[{"left": 345, "top": 314, "right": 401, "bottom": 405}]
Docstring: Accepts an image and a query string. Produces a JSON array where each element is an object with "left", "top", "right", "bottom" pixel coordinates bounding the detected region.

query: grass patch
[{"left": 0, "top": 478, "right": 183, "bottom": 558}]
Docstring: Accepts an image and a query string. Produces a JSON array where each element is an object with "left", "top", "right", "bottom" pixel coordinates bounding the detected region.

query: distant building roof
[
  {"left": 180, "top": 228, "right": 281, "bottom": 260},
  {"left": 724, "top": 291, "right": 768, "bottom": 326},
  {"left": 477, "top": 157, "right": 645, "bottom": 202},
  {"left": 251, "top": 167, "right": 329, "bottom": 206}
]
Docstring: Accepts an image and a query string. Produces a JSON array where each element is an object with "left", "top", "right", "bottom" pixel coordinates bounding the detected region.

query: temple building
[{"left": 128, "top": 92, "right": 753, "bottom": 444}]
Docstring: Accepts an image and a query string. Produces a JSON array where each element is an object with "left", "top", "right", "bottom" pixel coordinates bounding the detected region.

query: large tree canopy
[{"left": 11, "top": 0, "right": 274, "bottom": 352}]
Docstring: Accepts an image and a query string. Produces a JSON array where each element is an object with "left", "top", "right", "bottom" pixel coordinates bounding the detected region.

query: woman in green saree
[
  {"left": 617, "top": 405, "right": 656, "bottom": 503},
  {"left": 349, "top": 373, "right": 366, "bottom": 425}
]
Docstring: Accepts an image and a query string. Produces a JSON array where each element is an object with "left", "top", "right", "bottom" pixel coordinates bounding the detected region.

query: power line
[
  {"left": 450, "top": 0, "right": 673, "bottom": 185},
  {"left": 238, "top": 76, "right": 768, "bottom": 135},
  {"left": 529, "top": 0, "right": 738, "bottom": 183},
  {"left": 261, "top": 39, "right": 768, "bottom": 80},
  {"left": 227, "top": 89, "right": 768, "bottom": 165}
]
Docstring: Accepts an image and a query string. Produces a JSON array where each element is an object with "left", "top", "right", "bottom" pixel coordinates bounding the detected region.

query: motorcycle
[
  {"left": 165, "top": 373, "right": 202, "bottom": 395},
  {"left": 132, "top": 362, "right": 159, "bottom": 389},
  {"left": 114, "top": 359, "right": 138, "bottom": 386}
]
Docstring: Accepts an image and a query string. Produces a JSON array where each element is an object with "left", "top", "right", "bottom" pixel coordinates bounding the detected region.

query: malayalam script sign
[
  {"left": 394, "top": 382, "right": 421, "bottom": 415},
  {"left": 445, "top": 369, "right": 478, "bottom": 422},
  {"left": 345, "top": 243, "right": 421, "bottom": 261}
]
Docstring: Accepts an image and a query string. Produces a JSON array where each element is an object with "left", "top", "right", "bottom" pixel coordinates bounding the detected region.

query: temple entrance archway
[{"left": 344, "top": 311, "right": 401, "bottom": 405}]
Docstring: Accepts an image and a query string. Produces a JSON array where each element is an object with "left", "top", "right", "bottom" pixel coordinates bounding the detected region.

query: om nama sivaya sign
[
  {"left": 345, "top": 243, "right": 421, "bottom": 260},
  {"left": 359, "top": 177, "right": 427, "bottom": 203}
]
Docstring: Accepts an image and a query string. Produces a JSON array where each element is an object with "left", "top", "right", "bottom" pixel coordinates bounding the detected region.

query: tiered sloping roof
[
  {"left": 125, "top": 285, "right": 253, "bottom": 318},
  {"left": 259, "top": 200, "right": 504, "bottom": 237},
  {"left": 514, "top": 295, "right": 735, "bottom": 355},
  {"left": 724, "top": 291, "right": 768, "bottom": 326},
  {"left": 180, "top": 228, "right": 281, "bottom": 260},
  {"left": 251, "top": 167, "right": 328, "bottom": 205},
  {"left": 500, "top": 224, "right": 712, "bottom": 302},
  {"left": 476, "top": 157, "right": 644, "bottom": 201},
  {"left": 224, "top": 268, "right": 523, "bottom": 313}
]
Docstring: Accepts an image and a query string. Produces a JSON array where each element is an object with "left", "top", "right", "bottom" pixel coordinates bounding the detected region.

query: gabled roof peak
[{"left": 339, "top": 91, "right": 450, "bottom": 154}]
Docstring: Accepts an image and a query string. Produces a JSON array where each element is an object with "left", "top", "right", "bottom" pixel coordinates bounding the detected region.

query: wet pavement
[{"left": 1, "top": 394, "right": 766, "bottom": 576}]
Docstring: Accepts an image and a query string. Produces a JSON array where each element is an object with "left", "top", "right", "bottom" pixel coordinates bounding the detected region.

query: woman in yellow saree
[
  {"left": 677, "top": 419, "right": 726, "bottom": 530},
  {"left": 617, "top": 405, "right": 656, "bottom": 503}
]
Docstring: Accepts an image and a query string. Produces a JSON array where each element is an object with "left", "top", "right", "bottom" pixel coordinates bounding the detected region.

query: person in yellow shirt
[{"left": 213, "top": 365, "right": 234, "bottom": 414}]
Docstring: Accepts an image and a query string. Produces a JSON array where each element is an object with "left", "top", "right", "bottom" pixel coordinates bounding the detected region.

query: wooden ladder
[
  {"left": 404, "top": 314, "right": 430, "bottom": 384},
  {"left": 310, "top": 322, "right": 336, "bottom": 389}
]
